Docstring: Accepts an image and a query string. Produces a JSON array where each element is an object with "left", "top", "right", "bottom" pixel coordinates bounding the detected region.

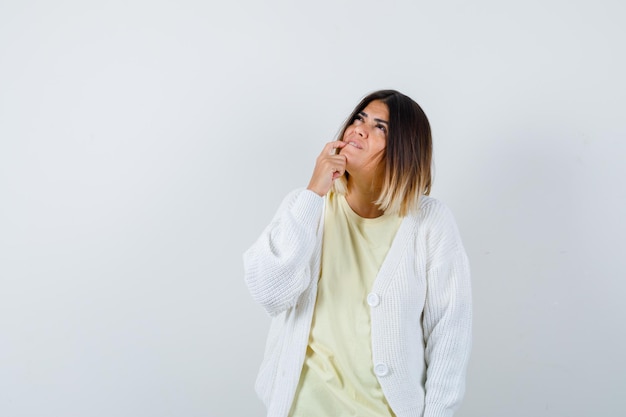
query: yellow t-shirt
[{"left": 289, "top": 192, "right": 402, "bottom": 417}]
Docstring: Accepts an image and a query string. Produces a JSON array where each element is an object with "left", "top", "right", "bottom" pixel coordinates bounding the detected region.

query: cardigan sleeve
[
  {"left": 420, "top": 201, "right": 472, "bottom": 417},
  {"left": 243, "top": 188, "right": 324, "bottom": 317}
]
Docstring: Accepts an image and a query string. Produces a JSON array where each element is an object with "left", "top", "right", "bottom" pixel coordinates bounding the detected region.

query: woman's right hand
[{"left": 306, "top": 141, "right": 348, "bottom": 196}]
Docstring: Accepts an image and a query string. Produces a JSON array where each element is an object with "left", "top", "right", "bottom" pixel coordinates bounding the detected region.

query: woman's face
[{"left": 340, "top": 100, "right": 389, "bottom": 175}]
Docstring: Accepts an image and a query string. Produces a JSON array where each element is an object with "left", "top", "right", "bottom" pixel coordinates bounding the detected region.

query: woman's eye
[{"left": 377, "top": 124, "right": 387, "bottom": 133}]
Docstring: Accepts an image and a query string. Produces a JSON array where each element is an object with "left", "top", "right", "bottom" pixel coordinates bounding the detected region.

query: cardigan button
[
  {"left": 374, "top": 363, "right": 389, "bottom": 376},
  {"left": 367, "top": 292, "right": 380, "bottom": 307}
]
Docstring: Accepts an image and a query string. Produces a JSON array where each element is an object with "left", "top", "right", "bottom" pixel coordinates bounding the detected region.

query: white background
[{"left": 1, "top": 1, "right": 625, "bottom": 416}]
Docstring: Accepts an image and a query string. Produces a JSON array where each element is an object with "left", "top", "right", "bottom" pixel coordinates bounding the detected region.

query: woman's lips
[{"left": 346, "top": 140, "right": 363, "bottom": 149}]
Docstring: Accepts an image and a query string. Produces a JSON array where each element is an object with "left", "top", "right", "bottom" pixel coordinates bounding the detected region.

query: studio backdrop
[{"left": 1, "top": 1, "right": 624, "bottom": 416}]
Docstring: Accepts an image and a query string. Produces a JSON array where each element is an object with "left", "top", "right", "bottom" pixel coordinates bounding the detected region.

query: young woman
[{"left": 244, "top": 90, "right": 472, "bottom": 417}]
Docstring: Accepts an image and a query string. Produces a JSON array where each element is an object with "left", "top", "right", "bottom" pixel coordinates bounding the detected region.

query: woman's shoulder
[
  {"left": 409, "top": 195, "right": 463, "bottom": 236},
  {"left": 411, "top": 195, "right": 466, "bottom": 250},
  {"left": 416, "top": 195, "right": 455, "bottom": 220}
]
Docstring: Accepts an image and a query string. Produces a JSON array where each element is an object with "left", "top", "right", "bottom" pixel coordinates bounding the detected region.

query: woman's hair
[{"left": 332, "top": 89, "right": 433, "bottom": 216}]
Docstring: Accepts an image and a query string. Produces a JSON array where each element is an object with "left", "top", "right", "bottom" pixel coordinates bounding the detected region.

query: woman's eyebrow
[{"left": 360, "top": 111, "right": 389, "bottom": 125}]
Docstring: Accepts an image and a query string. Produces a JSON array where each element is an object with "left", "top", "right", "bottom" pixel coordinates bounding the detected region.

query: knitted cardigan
[{"left": 243, "top": 189, "right": 472, "bottom": 417}]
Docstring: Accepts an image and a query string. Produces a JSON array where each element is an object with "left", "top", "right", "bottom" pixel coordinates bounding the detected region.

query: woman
[{"left": 244, "top": 90, "right": 472, "bottom": 417}]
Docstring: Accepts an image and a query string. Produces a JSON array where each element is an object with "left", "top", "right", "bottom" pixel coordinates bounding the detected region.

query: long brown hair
[{"left": 332, "top": 90, "right": 432, "bottom": 216}]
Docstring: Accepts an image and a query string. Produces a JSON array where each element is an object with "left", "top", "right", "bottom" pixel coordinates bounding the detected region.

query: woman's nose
[{"left": 354, "top": 124, "right": 368, "bottom": 137}]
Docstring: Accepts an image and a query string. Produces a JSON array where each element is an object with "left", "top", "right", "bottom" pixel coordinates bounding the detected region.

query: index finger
[{"left": 327, "top": 140, "right": 347, "bottom": 155}]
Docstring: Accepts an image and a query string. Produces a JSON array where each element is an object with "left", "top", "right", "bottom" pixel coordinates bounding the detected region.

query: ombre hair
[{"left": 332, "top": 90, "right": 433, "bottom": 216}]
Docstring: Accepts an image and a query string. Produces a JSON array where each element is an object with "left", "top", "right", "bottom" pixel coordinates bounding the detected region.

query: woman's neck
[{"left": 345, "top": 176, "right": 384, "bottom": 218}]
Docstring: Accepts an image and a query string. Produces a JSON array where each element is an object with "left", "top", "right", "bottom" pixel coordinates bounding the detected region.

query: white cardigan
[{"left": 243, "top": 189, "right": 472, "bottom": 417}]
